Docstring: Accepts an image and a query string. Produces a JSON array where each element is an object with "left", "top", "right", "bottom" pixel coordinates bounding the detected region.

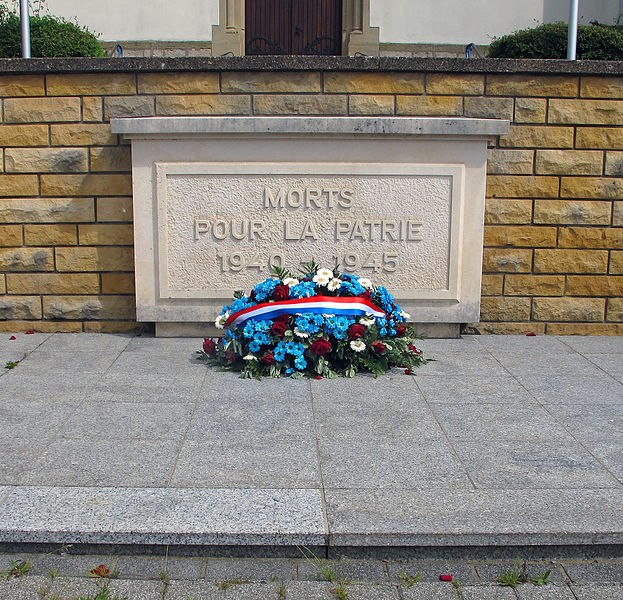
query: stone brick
[
  {"left": 4, "top": 97, "right": 81, "bottom": 123},
  {"left": 473, "top": 322, "right": 546, "bottom": 335},
  {"left": 605, "top": 152, "right": 623, "bottom": 176},
  {"left": 82, "top": 96, "right": 103, "bottom": 122},
  {"left": 533, "top": 297, "right": 605, "bottom": 322},
  {"left": 607, "top": 298, "right": 623, "bottom": 322},
  {"left": 0, "top": 175, "right": 38, "bottom": 197},
  {"left": 487, "top": 149, "right": 534, "bottom": 175},
  {"left": 46, "top": 73, "right": 136, "bottom": 96},
  {"left": 561, "top": 177, "right": 623, "bottom": 199},
  {"left": 84, "top": 321, "right": 139, "bottom": 333},
  {"left": 324, "top": 72, "right": 424, "bottom": 94},
  {"left": 580, "top": 77, "right": 623, "bottom": 99},
  {"left": 50, "top": 124, "right": 118, "bottom": 146},
  {"left": 485, "top": 198, "right": 532, "bottom": 225},
  {"left": 348, "top": 95, "right": 394, "bottom": 115},
  {"left": 611, "top": 251, "right": 623, "bottom": 274},
  {"left": 566, "top": 275, "right": 623, "bottom": 296},
  {"left": 41, "top": 174, "right": 132, "bottom": 197},
  {"left": 480, "top": 296, "right": 531, "bottom": 321},
  {"left": 486, "top": 74, "right": 578, "bottom": 97},
  {"left": 90, "top": 147, "right": 132, "bottom": 172},
  {"left": 549, "top": 99, "right": 623, "bottom": 125},
  {"left": 547, "top": 322, "right": 623, "bottom": 335},
  {"left": 6, "top": 273, "right": 100, "bottom": 294},
  {"left": 222, "top": 72, "right": 320, "bottom": 93},
  {"left": 533, "top": 200, "right": 611, "bottom": 225},
  {"left": 396, "top": 95, "right": 462, "bottom": 116},
  {"left": 499, "top": 125, "right": 574, "bottom": 149},
  {"left": 486, "top": 175, "right": 558, "bottom": 199},
  {"left": 78, "top": 224, "right": 134, "bottom": 245},
  {"left": 96, "top": 197, "right": 133, "bottom": 222},
  {"left": 426, "top": 73, "right": 484, "bottom": 95},
  {"left": 24, "top": 224, "right": 77, "bottom": 246},
  {"left": 514, "top": 98, "right": 547, "bottom": 123},
  {"left": 103, "top": 96, "right": 155, "bottom": 119},
  {"left": 0, "top": 248, "right": 53, "bottom": 271},
  {"left": 0, "top": 198, "right": 94, "bottom": 223},
  {"left": 0, "top": 225, "right": 22, "bottom": 246},
  {"left": 576, "top": 127, "right": 623, "bottom": 150},
  {"left": 42, "top": 295, "right": 135, "bottom": 320},
  {"left": 155, "top": 94, "right": 250, "bottom": 116},
  {"left": 504, "top": 275, "right": 565, "bottom": 296},
  {"left": 0, "top": 296, "right": 42, "bottom": 320},
  {"left": 464, "top": 96, "right": 513, "bottom": 120},
  {"left": 535, "top": 150, "right": 603, "bottom": 176},
  {"left": 253, "top": 94, "right": 347, "bottom": 115},
  {"left": 55, "top": 247, "right": 134, "bottom": 271},
  {"left": 0, "top": 75, "right": 45, "bottom": 96},
  {"left": 139, "top": 72, "right": 220, "bottom": 94},
  {"left": 558, "top": 227, "right": 623, "bottom": 249},
  {"left": 484, "top": 225, "right": 556, "bottom": 248},
  {"left": 481, "top": 274, "right": 503, "bottom": 295},
  {"left": 0, "top": 275, "right": 5, "bottom": 295},
  {"left": 0, "top": 125, "right": 49, "bottom": 147},
  {"left": 534, "top": 249, "right": 608, "bottom": 273},
  {"left": 614, "top": 202, "right": 623, "bottom": 226},
  {"left": 5, "top": 148, "right": 88, "bottom": 173},
  {"left": 0, "top": 320, "right": 82, "bottom": 333},
  {"left": 102, "top": 273, "right": 135, "bottom": 294},
  {"left": 482, "top": 248, "right": 532, "bottom": 273}
]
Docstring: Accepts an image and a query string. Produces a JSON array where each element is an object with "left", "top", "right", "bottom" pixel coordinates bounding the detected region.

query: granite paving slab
[
  {"left": 203, "top": 557, "right": 294, "bottom": 581},
  {"left": 459, "top": 586, "right": 517, "bottom": 600},
  {"left": 547, "top": 404, "right": 623, "bottom": 442},
  {"left": 562, "top": 560, "right": 623, "bottom": 583},
  {"left": 415, "top": 376, "right": 536, "bottom": 405},
  {"left": 474, "top": 334, "right": 577, "bottom": 353},
  {"left": 515, "top": 586, "right": 576, "bottom": 600},
  {"left": 384, "top": 560, "right": 479, "bottom": 583},
  {"left": 584, "top": 354, "right": 623, "bottom": 383},
  {"left": 474, "top": 563, "right": 566, "bottom": 584},
  {"left": 12, "top": 351, "right": 121, "bottom": 375},
  {"left": 570, "top": 584, "right": 623, "bottom": 600},
  {"left": 297, "top": 558, "right": 387, "bottom": 582},
  {"left": 557, "top": 335, "right": 623, "bottom": 354},
  {"left": 515, "top": 375, "right": 623, "bottom": 405},
  {"left": 36, "top": 332, "right": 133, "bottom": 353},
  {"left": 115, "top": 556, "right": 204, "bottom": 580},
  {"left": 0, "top": 400, "right": 80, "bottom": 442},
  {"left": 412, "top": 351, "right": 510, "bottom": 377},
  {"left": 400, "top": 582, "right": 464, "bottom": 599},
  {"left": 493, "top": 352, "right": 607, "bottom": 378},
  {"left": 582, "top": 441, "right": 623, "bottom": 481}
]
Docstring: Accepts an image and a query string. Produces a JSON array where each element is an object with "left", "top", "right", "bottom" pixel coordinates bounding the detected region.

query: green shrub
[
  {"left": 488, "top": 22, "right": 623, "bottom": 60},
  {"left": 0, "top": 7, "right": 105, "bottom": 57}
]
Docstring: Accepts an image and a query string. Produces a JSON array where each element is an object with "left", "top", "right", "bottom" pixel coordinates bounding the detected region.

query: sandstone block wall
[{"left": 0, "top": 60, "right": 621, "bottom": 334}]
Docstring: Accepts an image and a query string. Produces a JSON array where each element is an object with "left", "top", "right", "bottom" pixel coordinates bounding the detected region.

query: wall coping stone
[
  {"left": 110, "top": 116, "right": 510, "bottom": 137},
  {"left": 1, "top": 56, "right": 623, "bottom": 75}
]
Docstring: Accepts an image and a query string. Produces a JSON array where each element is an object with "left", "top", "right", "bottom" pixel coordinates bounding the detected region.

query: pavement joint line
[{"left": 0, "top": 487, "right": 14, "bottom": 508}]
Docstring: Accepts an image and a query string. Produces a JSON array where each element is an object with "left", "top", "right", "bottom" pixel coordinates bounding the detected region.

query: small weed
[
  {"left": 496, "top": 560, "right": 528, "bottom": 587},
  {"left": 4, "top": 360, "right": 19, "bottom": 369},
  {"left": 1, "top": 558, "right": 31, "bottom": 580},
  {"left": 77, "top": 584, "right": 128, "bottom": 600},
  {"left": 330, "top": 580, "right": 349, "bottom": 599},
  {"left": 158, "top": 571, "right": 170, "bottom": 598},
  {"left": 297, "top": 546, "right": 337, "bottom": 583},
  {"left": 451, "top": 578, "right": 463, "bottom": 589},
  {"left": 215, "top": 579, "right": 251, "bottom": 590},
  {"left": 397, "top": 571, "right": 422, "bottom": 588},
  {"left": 533, "top": 569, "right": 552, "bottom": 585},
  {"left": 278, "top": 582, "right": 287, "bottom": 599},
  {"left": 49, "top": 568, "right": 58, "bottom": 580}
]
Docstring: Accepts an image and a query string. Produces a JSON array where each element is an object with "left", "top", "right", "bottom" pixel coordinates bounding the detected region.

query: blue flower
[{"left": 290, "top": 281, "right": 316, "bottom": 299}]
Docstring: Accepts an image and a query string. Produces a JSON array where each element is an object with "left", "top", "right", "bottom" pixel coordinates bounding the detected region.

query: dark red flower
[
  {"left": 273, "top": 285, "right": 290, "bottom": 301},
  {"left": 313, "top": 376, "right": 323, "bottom": 380},
  {"left": 395, "top": 324, "right": 407, "bottom": 337},
  {"left": 372, "top": 340, "right": 386, "bottom": 354},
  {"left": 271, "top": 321, "right": 288, "bottom": 337},
  {"left": 225, "top": 350, "right": 237, "bottom": 363},
  {"left": 9, "top": 336, "right": 16, "bottom": 340},
  {"left": 348, "top": 324, "right": 365, "bottom": 340},
  {"left": 404, "top": 369, "right": 413, "bottom": 375},
  {"left": 526, "top": 332, "right": 536, "bottom": 336},
  {"left": 25, "top": 330, "right": 34, "bottom": 334},
  {"left": 274, "top": 313, "right": 290, "bottom": 323},
  {"left": 310, "top": 338, "right": 331, "bottom": 356},
  {"left": 202, "top": 338, "right": 216, "bottom": 356},
  {"left": 358, "top": 290, "right": 372, "bottom": 301},
  {"left": 90, "top": 565, "right": 110, "bottom": 578},
  {"left": 408, "top": 344, "right": 421, "bottom": 355},
  {"left": 260, "top": 351, "right": 276, "bottom": 365},
  {"left": 440, "top": 575, "right": 453, "bottom": 582}
]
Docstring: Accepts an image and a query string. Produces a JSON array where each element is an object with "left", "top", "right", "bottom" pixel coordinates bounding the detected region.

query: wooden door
[{"left": 246, "top": 0, "right": 342, "bottom": 55}]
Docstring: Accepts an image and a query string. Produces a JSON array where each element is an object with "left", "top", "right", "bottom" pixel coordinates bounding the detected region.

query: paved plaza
[{"left": 0, "top": 332, "right": 622, "bottom": 598}]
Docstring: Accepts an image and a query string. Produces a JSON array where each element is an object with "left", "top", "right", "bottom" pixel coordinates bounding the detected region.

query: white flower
[
  {"left": 358, "top": 278, "right": 373, "bottom": 289},
  {"left": 350, "top": 340, "right": 366, "bottom": 352},
  {"left": 293, "top": 327, "right": 309, "bottom": 338},
  {"left": 401, "top": 311, "right": 411, "bottom": 320},
  {"left": 322, "top": 314, "right": 335, "bottom": 318},
  {"left": 359, "top": 316, "right": 375, "bottom": 327},
  {"left": 313, "top": 274, "right": 330, "bottom": 286},
  {"left": 283, "top": 277, "right": 299, "bottom": 287},
  {"left": 327, "top": 278, "right": 342, "bottom": 292},
  {"left": 316, "top": 268, "right": 333, "bottom": 278},
  {"left": 243, "top": 354, "right": 257, "bottom": 361},
  {"left": 215, "top": 313, "right": 229, "bottom": 329}
]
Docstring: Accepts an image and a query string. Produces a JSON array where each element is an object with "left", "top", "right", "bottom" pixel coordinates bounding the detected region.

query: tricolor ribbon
[{"left": 225, "top": 296, "right": 386, "bottom": 329}]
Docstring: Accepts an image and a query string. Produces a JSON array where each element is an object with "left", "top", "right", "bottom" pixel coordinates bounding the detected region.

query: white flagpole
[
  {"left": 567, "top": 0, "right": 579, "bottom": 60},
  {"left": 20, "top": 0, "right": 31, "bottom": 58}
]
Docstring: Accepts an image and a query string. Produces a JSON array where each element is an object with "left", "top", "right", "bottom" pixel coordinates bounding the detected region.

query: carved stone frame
[{"left": 211, "top": 0, "right": 379, "bottom": 56}]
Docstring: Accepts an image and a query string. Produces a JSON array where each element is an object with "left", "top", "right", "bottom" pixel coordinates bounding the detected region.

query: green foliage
[
  {"left": 488, "top": 22, "right": 623, "bottom": 60},
  {"left": 0, "top": 558, "right": 31, "bottom": 580},
  {"left": 397, "top": 572, "right": 422, "bottom": 588},
  {"left": 496, "top": 561, "right": 529, "bottom": 587},
  {"left": 0, "top": 6, "right": 105, "bottom": 58},
  {"left": 533, "top": 569, "right": 552, "bottom": 585},
  {"left": 4, "top": 360, "right": 19, "bottom": 369}
]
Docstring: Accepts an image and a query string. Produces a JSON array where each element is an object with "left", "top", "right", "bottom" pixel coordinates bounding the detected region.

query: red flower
[
  {"left": 273, "top": 285, "right": 290, "bottom": 301},
  {"left": 526, "top": 332, "right": 536, "bottom": 336},
  {"left": 395, "top": 324, "right": 407, "bottom": 337},
  {"left": 310, "top": 338, "right": 331, "bottom": 356},
  {"left": 25, "top": 330, "right": 34, "bottom": 334},
  {"left": 440, "top": 575, "right": 453, "bottom": 582},
  {"left": 260, "top": 351, "right": 275, "bottom": 365},
  {"left": 348, "top": 324, "right": 365, "bottom": 340},
  {"left": 90, "top": 565, "right": 110, "bottom": 578},
  {"left": 202, "top": 338, "right": 216, "bottom": 356},
  {"left": 372, "top": 340, "right": 386, "bottom": 354},
  {"left": 9, "top": 336, "right": 16, "bottom": 340},
  {"left": 271, "top": 321, "right": 288, "bottom": 337},
  {"left": 274, "top": 313, "right": 290, "bottom": 323},
  {"left": 408, "top": 344, "right": 421, "bottom": 355},
  {"left": 313, "top": 376, "right": 323, "bottom": 380},
  {"left": 225, "top": 350, "right": 237, "bottom": 363},
  {"left": 358, "top": 290, "right": 372, "bottom": 301},
  {"left": 404, "top": 369, "right": 413, "bottom": 375}
]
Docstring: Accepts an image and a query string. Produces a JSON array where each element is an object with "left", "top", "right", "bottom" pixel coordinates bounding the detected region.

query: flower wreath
[{"left": 198, "top": 261, "right": 429, "bottom": 379}]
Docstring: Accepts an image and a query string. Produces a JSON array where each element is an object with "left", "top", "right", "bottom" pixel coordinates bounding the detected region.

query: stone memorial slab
[{"left": 111, "top": 117, "right": 509, "bottom": 336}]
